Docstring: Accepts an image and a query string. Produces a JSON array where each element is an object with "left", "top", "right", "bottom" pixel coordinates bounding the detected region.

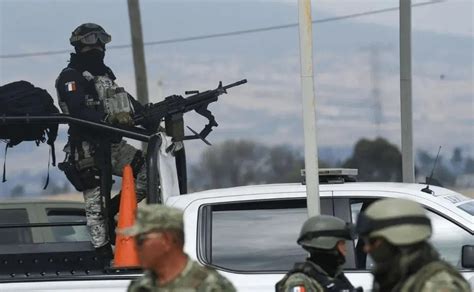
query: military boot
[{"left": 95, "top": 243, "right": 114, "bottom": 267}]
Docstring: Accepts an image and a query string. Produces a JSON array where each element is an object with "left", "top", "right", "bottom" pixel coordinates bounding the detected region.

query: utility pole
[
  {"left": 128, "top": 0, "right": 149, "bottom": 150},
  {"left": 399, "top": 0, "right": 415, "bottom": 183},
  {"left": 369, "top": 45, "right": 383, "bottom": 137},
  {"left": 298, "top": 0, "right": 320, "bottom": 216}
]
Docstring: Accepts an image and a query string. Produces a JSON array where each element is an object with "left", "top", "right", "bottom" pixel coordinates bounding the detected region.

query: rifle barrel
[
  {"left": 134, "top": 79, "right": 247, "bottom": 126},
  {"left": 222, "top": 79, "right": 247, "bottom": 90}
]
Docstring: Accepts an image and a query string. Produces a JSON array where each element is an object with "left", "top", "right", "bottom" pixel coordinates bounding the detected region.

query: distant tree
[
  {"left": 343, "top": 138, "right": 402, "bottom": 182},
  {"left": 451, "top": 147, "right": 463, "bottom": 166},
  {"left": 264, "top": 145, "right": 305, "bottom": 183},
  {"left": 418, "top": 150, "right": 433, "bottom": 168},
  {"left": 191, "top": 140, "right": 267, "bottom": 189},
  {"left": 189, "top": 140, "right": 328, "bottom": 191},
  {"left": 60, "top": 181, "right": 71, "bottom": 194},
  {"left": 465, "top": 158, "right": 474, "bottom": 174},
  {"left": 449, "top": 147, "right": 464, "bottom": 176},
  {"left": 10, "top": 185, "right": 25, "bottom": 197},
  {"left": 41, "top": 181, "right": 63, "bottom": 196}
]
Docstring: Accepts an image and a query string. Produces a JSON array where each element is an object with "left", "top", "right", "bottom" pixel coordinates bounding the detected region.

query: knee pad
[{"left": 79, "top": 167, "right": 101, "bottom": 190}]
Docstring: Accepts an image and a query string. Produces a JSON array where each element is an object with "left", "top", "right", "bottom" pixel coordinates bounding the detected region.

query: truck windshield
[{"left": 457, "top": 201, "right": 474, "bottom": 216}]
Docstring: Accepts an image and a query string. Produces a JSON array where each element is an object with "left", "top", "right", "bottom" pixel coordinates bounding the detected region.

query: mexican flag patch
[
  {"left": 291, "top": 286, "right": 306, "bottom": 292},
  {"left": 65, "top": 81, "right": 76, "bottom": 92}
]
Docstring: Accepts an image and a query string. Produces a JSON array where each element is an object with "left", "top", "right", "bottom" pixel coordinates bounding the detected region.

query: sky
[{"left": 0, "top": 0, "right": 473, "bottom": 195}]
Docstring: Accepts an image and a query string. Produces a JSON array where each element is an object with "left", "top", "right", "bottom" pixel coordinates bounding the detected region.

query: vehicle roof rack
[
  {"left": 301, "top": 168, "right": 358, "bottom": 184},
  {"left": 0, "top": 114, "right": 162, "bottom": 203}
]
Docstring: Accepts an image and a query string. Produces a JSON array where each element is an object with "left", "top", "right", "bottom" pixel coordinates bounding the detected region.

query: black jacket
[{"left": 55, "top": 54, "right": 144, "bottom": 142}]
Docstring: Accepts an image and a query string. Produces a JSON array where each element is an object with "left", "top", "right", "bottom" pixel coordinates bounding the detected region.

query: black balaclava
[
  {"left": 369, "top": 240, "right": 402, "bottom": 291},
  {"left": 307, "top": 247, "right": 345, "bottom": 277},
  {"left": 372, "top": 241, "right": 439, "bottom": 292},
  {"left": 70, "top": 45, "right": 107, "bottom": 75}
]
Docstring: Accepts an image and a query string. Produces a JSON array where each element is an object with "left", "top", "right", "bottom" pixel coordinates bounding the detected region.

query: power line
[{"left": 0, "top": 0, "right": 444, "bottom": 59}]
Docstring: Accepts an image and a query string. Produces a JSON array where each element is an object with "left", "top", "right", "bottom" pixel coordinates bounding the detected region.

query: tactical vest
[
  {"left": 56, "top": 68, "right": 132, "bottom": 117},
  {"left": 56, "top": 66, "right": 132, "bottom": 145},
  {"left": 82, "top": 71, "right": 132, "bottom": 116},
  {"left": 276, "top": 261, "right": 362, "bottom": 292}
]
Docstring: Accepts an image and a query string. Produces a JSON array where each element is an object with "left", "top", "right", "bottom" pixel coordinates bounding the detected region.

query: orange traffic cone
[{"left": 114, "top": 164, "right": 140, "bottom": 268}]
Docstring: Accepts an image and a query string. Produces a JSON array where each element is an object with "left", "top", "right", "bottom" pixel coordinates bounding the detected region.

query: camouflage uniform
[
  {"left": 127, "top": 257, "right": 236, "bottom": 292},
  {"left": 56, "top": 23, "right": 151, "bottom": 250},
  {"left": 401, "top": 263, "right": 471, "bottom": 292},
  {"left": 79, "top": 140, "right": 147, "bottom": 248},
  {"left": 371, "top": 243, "right": 471, "bottom": 292},
  {"left": 58, "top": 75, "right": 148, "bottom": 249},
  {"left": 120, "top": 205, "right": 236, "bottom": 292}
]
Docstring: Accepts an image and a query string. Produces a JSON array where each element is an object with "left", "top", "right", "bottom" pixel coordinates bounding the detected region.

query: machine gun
[{"left": 134, "top": 79, "right": 247, "bottom": 144}]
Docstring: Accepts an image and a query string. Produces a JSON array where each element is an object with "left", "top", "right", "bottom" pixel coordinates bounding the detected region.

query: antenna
[{"left": 421, "top": 146, "right": 441, "bottom": 194}]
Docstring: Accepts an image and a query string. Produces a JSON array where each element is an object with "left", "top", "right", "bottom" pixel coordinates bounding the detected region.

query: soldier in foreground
[
  {"left": 276, "top": 215, "right": 362, "bottom": 292},
  {"left": 121, "top": 204, "right": 236, "bottom": 292},
  {"left": 356, "top": 198, "right": 470, "bottom": 292},
  {"left": 56, "top": 23, "right": 150, "bottom": 260}
]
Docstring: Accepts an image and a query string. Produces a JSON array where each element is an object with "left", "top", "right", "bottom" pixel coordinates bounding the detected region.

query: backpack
[{"left": 0, "top": 81, "right": 60, "bottom": 186}]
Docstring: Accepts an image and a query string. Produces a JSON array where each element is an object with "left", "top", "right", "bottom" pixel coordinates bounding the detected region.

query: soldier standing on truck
[{"left": 55, "top": 23, "right": 151, "bottom": 261}]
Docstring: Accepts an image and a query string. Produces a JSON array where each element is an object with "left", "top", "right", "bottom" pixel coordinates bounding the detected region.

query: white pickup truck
[{"left": 0, "top": 181, "right": 473, "bottom": 291}]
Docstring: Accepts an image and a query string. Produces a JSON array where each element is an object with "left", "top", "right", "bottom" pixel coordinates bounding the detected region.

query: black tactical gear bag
[
  {"left": 0, "top": 80, "right": 59, "bottom": 146},
  {"left": 0, "top": 81, "right": 60, "bottom": 183}
]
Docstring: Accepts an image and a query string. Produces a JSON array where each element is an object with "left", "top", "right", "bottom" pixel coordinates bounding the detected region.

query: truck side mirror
[{"left": 462, "top": 245, "right": 474, "bottom": 268}]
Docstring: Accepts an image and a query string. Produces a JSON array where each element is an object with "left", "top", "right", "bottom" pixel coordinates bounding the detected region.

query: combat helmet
[
  {"left": 297, "top": 215, "right": 355, "bottom": 250},
  {"left": 70, "top": 23, "right": 111, "bottom": 48},
  {"left": 356, "top": 198, "right": 432, "bottom": 246}
]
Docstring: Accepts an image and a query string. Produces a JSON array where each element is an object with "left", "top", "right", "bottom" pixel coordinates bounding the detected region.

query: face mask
[
  {"left": 370, "top": 241, "right": 402, "bottom": 291},
  {"left": 369, "top": 240, "right": 399, "bottom": 264},
  {"left": 79, "top": 49, "right": 105, "bottom": 64},
  {"left": 308, "top": 248, "right": 345, "bottom": 277},
  {"left": 75, "top": 48, "right": 106, "bottom": 75}
]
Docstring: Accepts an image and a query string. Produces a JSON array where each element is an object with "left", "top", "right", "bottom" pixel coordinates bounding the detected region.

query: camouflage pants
[{"left": 81, "top": 140, "right": 147, "bottom": 248}]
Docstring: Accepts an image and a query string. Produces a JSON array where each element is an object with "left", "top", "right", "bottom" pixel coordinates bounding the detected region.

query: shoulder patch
[
  {"left": 290, "top": 286, "right": 306, "bottom": 292},
  {"left": 65, "top": 81, "right": 77, "bottom": 92}
]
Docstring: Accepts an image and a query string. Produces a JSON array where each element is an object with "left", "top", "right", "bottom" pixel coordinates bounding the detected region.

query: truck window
[
  {"left": 0, "top": 208, "right": 33, "bottom": 244},
  {"left": 427, "top": 211, "right": 473, "bottom": 268},
  {"left": 201, "top": 198, "right": 333, "bottom": 272},
  {"left": 457, "top": 201, "right": 474, "bottom": 216},
  {"left": 46, "top": 209, "right": 90, "bottom": 242}
]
